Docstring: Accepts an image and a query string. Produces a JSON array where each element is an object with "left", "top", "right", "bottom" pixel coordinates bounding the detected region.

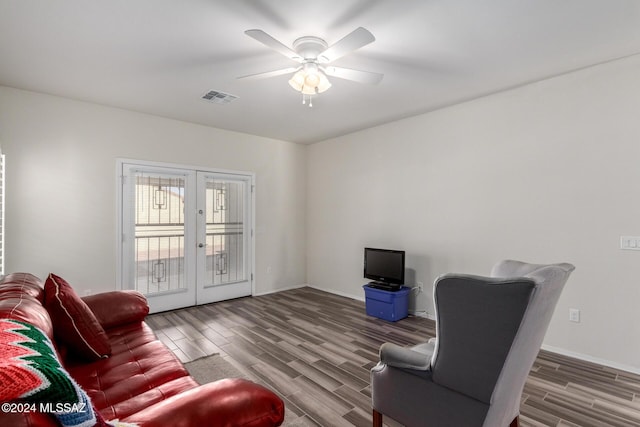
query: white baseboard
[
  {"left": 305, "top": 283, "right": 366, "bottom": 302},
  {"left": 541, "top": 344, "right": 640, "bottom": 375},
  {"left": 409, "top": 310, "right": 435, "bottom": 320},
  {"left": 253, "top": 283, "right": 306, "bottom": 297}
]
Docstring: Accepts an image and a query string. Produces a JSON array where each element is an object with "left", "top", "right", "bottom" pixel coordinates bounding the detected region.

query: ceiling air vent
[{"left": 201, "top": 90, "right": 238, "bottom": 105}]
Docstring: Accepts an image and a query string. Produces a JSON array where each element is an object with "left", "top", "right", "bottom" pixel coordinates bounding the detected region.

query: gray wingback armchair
[{"left": 370, "top": 260, "right": 575, "bottom": 427}]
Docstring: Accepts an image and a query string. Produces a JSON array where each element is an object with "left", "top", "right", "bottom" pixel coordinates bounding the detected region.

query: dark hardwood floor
[{"left": 146, "top": 287, "right": 640, "bottom": 427}]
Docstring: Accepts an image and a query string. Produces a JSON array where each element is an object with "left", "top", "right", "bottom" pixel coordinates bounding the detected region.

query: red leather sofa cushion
[
  {"left": 66, "top": 321, "right": 197, "bottom": 420},
  {"left": 44, "top": 273, "right": 112, "bottom": 361}
]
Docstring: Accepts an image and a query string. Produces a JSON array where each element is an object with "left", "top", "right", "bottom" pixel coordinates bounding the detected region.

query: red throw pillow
[{"left": 44, "top": 273, "right": 111, "bottom": 361}]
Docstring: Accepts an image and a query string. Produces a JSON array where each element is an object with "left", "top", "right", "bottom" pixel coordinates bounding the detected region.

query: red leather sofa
[{"left": 0, "top": 272, "right": 285, "bottom": 427}]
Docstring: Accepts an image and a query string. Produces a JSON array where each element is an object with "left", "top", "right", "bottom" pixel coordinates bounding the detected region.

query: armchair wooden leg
[
  {"left": 373, "top": 409, "right": 383, "bottom": 427},
  {"left": 510, "top": 416, "right": 520, "bottom": 427}
]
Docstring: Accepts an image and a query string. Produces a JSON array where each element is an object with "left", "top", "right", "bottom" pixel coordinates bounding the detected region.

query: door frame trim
[{"left": 115, "top": 158, "right": 256, "bottom": 302}]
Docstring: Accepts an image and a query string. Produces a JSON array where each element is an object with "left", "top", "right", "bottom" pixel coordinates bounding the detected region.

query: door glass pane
[
  {"left": 204, "top": 177, "right": 245, "bottom": 285},
  {"left": 134, "top": 172, "right": 186, "bottom": 295}
]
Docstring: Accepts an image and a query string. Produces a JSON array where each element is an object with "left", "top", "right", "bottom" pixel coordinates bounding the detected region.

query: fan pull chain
[{"left": 301, "top": 94, "right": 314, "bottom": 107}]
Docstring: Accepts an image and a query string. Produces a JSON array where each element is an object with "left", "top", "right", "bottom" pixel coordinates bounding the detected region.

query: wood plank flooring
[{"left": 146, "top": 287, "right": 640, "bottom": 427}]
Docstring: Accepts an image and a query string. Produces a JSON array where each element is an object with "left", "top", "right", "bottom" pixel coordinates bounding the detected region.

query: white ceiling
[{"left": 1, "top": 1, "right": 639, "bottom": 144}]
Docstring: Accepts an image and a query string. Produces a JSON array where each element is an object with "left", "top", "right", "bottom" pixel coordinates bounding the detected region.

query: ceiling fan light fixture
[
  {"left": 301, "top": 84, "right": 317, "bottom": 95},
  {"left": 289, "top": 66, "right": 331, "bottom": 96},
  {"left": 302, "top": 62, "right": 320, "bottom": 86},
  {"left": 288, "top": 70, "right": 306, "bottom": 91},
  {"left": 304, "top": 72, "right": 320, "bottom": 87},
  {"left": 316, "top": 72, "right": 331, "bottom": 93}
]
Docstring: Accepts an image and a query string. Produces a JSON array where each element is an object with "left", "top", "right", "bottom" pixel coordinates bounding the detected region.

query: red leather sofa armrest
[
  {"left": 82, "top": 290, "right": 149, "bottom": 329},
  {"left": 124, "top": 378, "right": 285, "bottom": 427}
]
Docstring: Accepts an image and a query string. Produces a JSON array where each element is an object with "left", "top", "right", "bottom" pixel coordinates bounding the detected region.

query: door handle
[{"left": 198, "top": 243, "right": 205, "bottom": 248}]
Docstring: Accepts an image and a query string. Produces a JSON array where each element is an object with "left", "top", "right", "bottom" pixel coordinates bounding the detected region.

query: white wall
[
  {"left": 0, "top": 86, "right": 307, "bottom": 295},
  {"left": 307, "top": 54, "right": 640, "bottom": 371}
]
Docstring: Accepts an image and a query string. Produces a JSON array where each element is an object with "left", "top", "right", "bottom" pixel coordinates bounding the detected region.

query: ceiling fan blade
[
  {"left": 323, "top": 66, "right": 383, "bottom": 84},
  {"left": 245, "top": 29, "right": 302, "bottom": 62},
  {"left": 237, "top": 67, "right": 300, "bottom": 80},
  {"left": 318, "top": 27, "right": 375, "bottom": 63}
]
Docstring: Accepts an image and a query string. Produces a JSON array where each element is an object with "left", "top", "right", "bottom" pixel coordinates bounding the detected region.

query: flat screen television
[{"left": 364, "top": 247, "right": 405, "bottom": 290}]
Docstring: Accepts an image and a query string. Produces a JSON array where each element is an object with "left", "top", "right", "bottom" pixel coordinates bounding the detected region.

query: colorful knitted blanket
[{"left": 0, "top": 319, "right": 133, "bottom": 427}]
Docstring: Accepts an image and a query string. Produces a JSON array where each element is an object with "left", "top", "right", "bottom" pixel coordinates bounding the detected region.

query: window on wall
[{"left": 0, "top": 149, "right": 4, "bottom": 276}]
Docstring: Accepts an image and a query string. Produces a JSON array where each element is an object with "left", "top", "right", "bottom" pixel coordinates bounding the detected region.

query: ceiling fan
[{"left": 239, "top": 27, "right": 383, "bottom": 106}]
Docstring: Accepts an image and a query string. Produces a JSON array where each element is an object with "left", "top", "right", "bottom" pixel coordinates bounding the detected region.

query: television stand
[
  {"left": 367, "top": 281, "right": 401, "bottom": 292},
  {"left": 363, "top": 284, "right": 410, "bottom": 321}
]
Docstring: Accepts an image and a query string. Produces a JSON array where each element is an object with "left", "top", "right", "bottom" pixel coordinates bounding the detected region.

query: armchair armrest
[
  {"left": 379, "top": 341, "right": 435, "bottom": 370},
  {"left": 123, "top": 378, "right": 285, "bottom": 427},
  {"left": 82, "top": 290, "right": 149, "bottom": 329}
]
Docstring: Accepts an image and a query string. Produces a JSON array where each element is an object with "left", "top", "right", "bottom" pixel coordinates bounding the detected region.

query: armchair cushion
[
  {"left": 371, "top": 363, "right": 489, "bottom": 427},
  {"left": 44, "top": 274, "right": 111, "bottom": 361}
]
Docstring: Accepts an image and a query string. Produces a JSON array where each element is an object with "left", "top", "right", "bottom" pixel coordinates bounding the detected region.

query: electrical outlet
[
  {"left": 416, "top": 282, "right": 424, "bottom": 292},
  {"left": 569, "top": 308, "right": 580, "bottom": 323},
  {"left": 620, "top": 236, "right": 640, "bottom": 250}
]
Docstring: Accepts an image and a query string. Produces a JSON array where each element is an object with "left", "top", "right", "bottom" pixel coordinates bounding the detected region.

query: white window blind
[{"left": 0, "top": 149, "right": 4, "bottom": 276}]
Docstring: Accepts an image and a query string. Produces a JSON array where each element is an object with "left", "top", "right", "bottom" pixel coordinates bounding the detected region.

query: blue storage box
[{"left": 363, "top": 285, "right": 411, "bottom": 322}]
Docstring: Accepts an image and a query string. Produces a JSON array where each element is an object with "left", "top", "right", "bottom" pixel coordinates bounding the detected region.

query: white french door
[
  {"left": 196, "top": 172, "right": 251, "bottom": 305},
  {"left": 119, "top": 161, "right": 253, "bottom": 313}
]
